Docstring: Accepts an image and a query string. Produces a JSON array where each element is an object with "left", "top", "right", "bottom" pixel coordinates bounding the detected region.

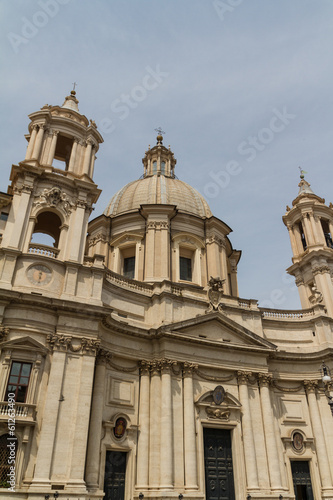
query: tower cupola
[
  {"left": 23, "top": 89, "right": 103, "bottom": 180},
  {"left": 283, "top": 171, "right": 333, "bottom": 315}
]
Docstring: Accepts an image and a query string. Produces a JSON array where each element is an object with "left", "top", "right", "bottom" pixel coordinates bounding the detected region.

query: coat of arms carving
[{"left": 206, "top": 276, "right": 225, "bottom": 313}]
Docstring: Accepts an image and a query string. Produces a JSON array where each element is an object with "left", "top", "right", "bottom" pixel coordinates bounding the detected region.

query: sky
[{"left": 1, "top": 0, "right": 333, "bottom": 310}]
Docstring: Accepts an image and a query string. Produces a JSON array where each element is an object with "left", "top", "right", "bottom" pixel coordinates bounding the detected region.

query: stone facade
[{"left": 0, "top": 93, "right": 333, "bottom": 500}]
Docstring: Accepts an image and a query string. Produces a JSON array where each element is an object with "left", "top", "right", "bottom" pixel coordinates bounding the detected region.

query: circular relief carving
[
  {"left": 292, "top": 431, "right": 304, "bottom": 452},
  {"left": 27, "top": 264, "right": 52, "bottom": 286}
]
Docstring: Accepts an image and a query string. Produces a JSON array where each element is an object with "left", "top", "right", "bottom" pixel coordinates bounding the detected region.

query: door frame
[
  {"left": 198, "top": 423, "right": 246, "bottom": 500},
  {"left": 100, "top": 445, "right": 135, "bottom": 500}
]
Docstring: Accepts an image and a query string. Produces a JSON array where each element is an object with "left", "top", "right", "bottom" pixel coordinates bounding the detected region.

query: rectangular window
[
  {"left": 123, "top": 256, "right": 135, "bottom": 279},
  {"left": 6, "top": 361, "right": 32, "bottom": 403},
  {"left": 180, "top": 256, "right": 192, "bottom": 281},
  {"left": 0, "top": 213, "right": 8, "bottom": 221}
]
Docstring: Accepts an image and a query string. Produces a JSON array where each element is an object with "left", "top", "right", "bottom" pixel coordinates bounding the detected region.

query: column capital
[
  {"left": 295, "top": 276, "right": 304, "bottom": 287},
  {"left": 304, "top": 380, "right": 318, "bottom": 393},
  {"left": 139, "top": 359, "right": 151, "bottom": 375},
  {"left": 46, "top": 333, "right": 100, "bottom": 356},
  {"left": 183, "top": 362, "right": 198, "bottom": 376},
  {"left": 96, "top": 347, "right": 113, "bottom": 365},
  {"left": 312, "top": 264, "right": 330, "bottom": 275},
  {"left": 257, "top": 373, "right": 273, "bottom": 387},
  {"left": 150, "top": 360, "right": 161, "bottom": 375},
  {"left": 160, "top": 359, "right": 174, "bottom": 373},
  {"left": 237, "top": 370, "right": 252, "bottom": 384}
]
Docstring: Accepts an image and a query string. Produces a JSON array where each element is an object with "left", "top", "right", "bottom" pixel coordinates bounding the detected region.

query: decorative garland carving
[
  {"left": 46, "top": 333, "right": 100, "bottom": 354},
  {"left": 196, "top": 368, "right": 234, "bottom": 383},
  {"left": 272, "top": 380, "right": 303, "bottom": 393},
  {"left": 98, "top": 349, "right": 138, "bottom": 372}
]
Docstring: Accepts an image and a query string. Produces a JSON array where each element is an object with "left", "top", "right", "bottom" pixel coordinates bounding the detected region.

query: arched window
[
  {"left": 31, "top": 211, "right": 61, "bottom": 248},
  {"left": 0, "top": 434, "right": 17, "bottom": 488},
  {"left": 321, "top": 220, "right": 333, "bottom": 248},
  {"left": 298, "top": 222, "right": 307, "bottom": 250}
]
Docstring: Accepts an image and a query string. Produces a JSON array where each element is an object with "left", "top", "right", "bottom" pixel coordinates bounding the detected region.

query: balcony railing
[
  {"left": 28, "top": 243, "right": 60, "bottom": 259},
  {"left": 0, "top": 401, "right": 36, "bottom": 421}
]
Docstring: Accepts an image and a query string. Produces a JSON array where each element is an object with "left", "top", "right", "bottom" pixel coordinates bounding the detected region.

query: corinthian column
[
  {"left": 85, "top": 355, "right": 107, "bottom": 488},
  {"left": 47, "top": 131, "right": 58, "bottom": 165},
  {"left": 160, "top": 360, "right": 173, "bottom": 489},
  {"left": 258, "top": 373, "right": 282, "bottom": 490},
  {"left": 136, "top": 361, "right": 150, "bottom": 490},
  {"left": 149, "top": 361, "right": 161, "bottom": 488},
  {"left": 82, "top": 139, "right": 93, "bottom": 176},
  {"left": 237, "top": 371, "right": 259, "bottom": 490},
  {"left": 25, "top": 125, "right": 38, "bottom": 159},
  {"left": 183, "top": 363, "right": 198, "bottom": 490},
  {"left": 32, "top": 124, "right": 45, "bottom": 161},
  {"left": 304, "top": 380, "right": 332, "bottom": 489}
]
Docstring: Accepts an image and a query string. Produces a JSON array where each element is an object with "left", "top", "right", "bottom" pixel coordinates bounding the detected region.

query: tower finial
[
  {"left": 299, "top": 166, "right": 307, "bottom": 179},
  {"left": 154, "top": 127, "right": 165, "bottom": 144},
  {"left": 71, "top": 82, "right": 77, "bottom": 96}
]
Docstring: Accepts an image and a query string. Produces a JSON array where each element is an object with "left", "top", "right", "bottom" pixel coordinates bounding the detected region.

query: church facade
[{"left": 0, "top": 92, "right": 333, "bottom": 500}]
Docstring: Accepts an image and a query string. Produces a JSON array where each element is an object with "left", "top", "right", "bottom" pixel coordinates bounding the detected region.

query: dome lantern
[{"left": 142, "top": 134, "right": 176, "bottom": 178}]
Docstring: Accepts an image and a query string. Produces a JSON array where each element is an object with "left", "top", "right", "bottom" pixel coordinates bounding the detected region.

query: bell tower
[
  {"left": 283, "top": 172, "right": 333, "bottom": 316},
  {"left": 0, "top": 90, "right": 103, "bottom": 291}
]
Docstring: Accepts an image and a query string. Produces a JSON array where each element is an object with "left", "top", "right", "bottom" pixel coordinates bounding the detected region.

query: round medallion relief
[
  {"left": 213, "top": 385, "right": 225, "bottom": 406},
  {"left": 27, "top": 264, "right": 52, "bottom": 286},
  {"left": 113, "top": 417, "right": 127, "bottom": 439},
  {"left": 292, "top": 432, "right": 304, "bottom": 452}
]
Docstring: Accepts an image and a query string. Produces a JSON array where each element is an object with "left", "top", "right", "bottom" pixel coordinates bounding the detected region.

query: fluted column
[
  {"left": 25, "top": 125, "right": 38, "bottom": 159},
  {"left": 287, "top": 224, "right": 298, "bottom": 255},
  {"left": 136, "top": 361, "right": 150, "bottom": 490},
  {"left": 89, "top": 151, "right": 96, "bottom": 178},
  {"left": 183, "top": 363, "right": 198, "bottom": 490},
  {"left": 149, "top": 361, "right": 161, "bottom": 488},
  {"left": 32, "top": 124, "right": 45, "bottom": 161},
  {"left": 160, "top": 360, "right": 173, "bottom": 489},
  {"left": 32, "top": 350, "right": 66, "bottom": 485},
  {"left": 237, "top": 371, "right": 259, "bottom": 490},
  {"left": 46, "top": 131, "right": 58, "bottom": 165},
  {"left": 293, "top": 223, "right": 305, "bottom": 254},
  {"left": 85, "top": 356, "right": 107, "bottom": 488},
  {"left": 258, "top": 373, "right": 282, "bottom": 490},
  {"left": 304, "top": 380, "right": 332, "bottom": 489},
  {"left": 303, "top": 215, "right": 315, "bottom": 246},
  {"left": 82, "top": 139, "right": 93, "bottom": 176},
  {"left": 68, "top": 138, "right": 79, "bottom": 172}
]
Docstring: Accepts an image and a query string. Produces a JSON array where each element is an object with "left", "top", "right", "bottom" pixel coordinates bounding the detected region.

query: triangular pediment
[
  {"left": 158, "top": 312, "right": 276, "bottom": 351},
  {"left": 1, "top": 336, "right": 48, "bottom": 354}
]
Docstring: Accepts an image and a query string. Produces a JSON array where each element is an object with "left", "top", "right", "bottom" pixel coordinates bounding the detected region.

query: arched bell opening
[{"left": 29, "top": 211, "right": 63, "bottom": 258}]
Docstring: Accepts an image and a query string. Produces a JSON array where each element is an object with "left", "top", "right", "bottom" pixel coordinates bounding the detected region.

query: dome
[
  {"left": 104, "top": 135, "right": 212, "bottom": 218},
  {"left": 104, "top": 175, "right": 212, "bottom": 218}
]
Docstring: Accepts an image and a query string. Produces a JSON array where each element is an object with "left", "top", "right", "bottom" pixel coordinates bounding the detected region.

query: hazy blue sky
[{"left": 1, "top": 0, "right": 333, "bottom": 309}]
